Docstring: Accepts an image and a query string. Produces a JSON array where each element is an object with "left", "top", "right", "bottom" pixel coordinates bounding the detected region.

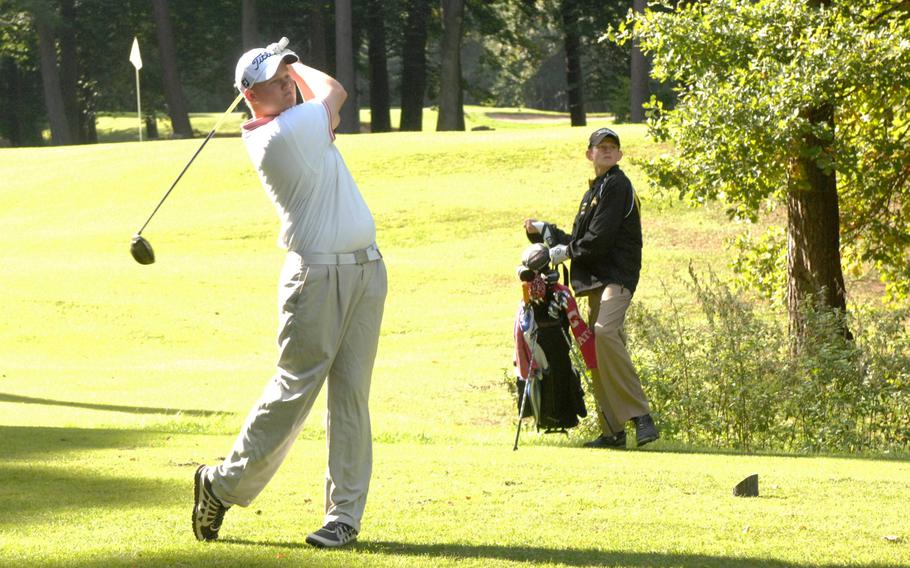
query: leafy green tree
[
  {"left": 619, "top": 0, "right": 910, "bottom": 342},
  {"left": 0, "top": 4, "right": 44, "bottom": 146},
  {"left": 459, "top": 0, "right": 541, "bottom": 107},
  {"left": 456, "top": 0, "right": 630, "bottom": 114}
]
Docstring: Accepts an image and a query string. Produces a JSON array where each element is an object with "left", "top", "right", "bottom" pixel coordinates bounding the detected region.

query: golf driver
[{"left": 130, "top": 91, "right": 246, "bottom": 265}]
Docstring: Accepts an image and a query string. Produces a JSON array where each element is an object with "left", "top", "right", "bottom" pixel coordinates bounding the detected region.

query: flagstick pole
[{"left": 136, "top": 67, "right": 142, "bottom": 142}]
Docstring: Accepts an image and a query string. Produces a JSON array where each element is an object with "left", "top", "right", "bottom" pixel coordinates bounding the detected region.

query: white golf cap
[{"left": 235, "top": 43, "right": 298, "bottom": 91}]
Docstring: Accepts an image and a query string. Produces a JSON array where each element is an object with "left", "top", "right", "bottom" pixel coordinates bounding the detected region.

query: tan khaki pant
[
  {"left": 211, "top": 252, "right": 387, "bottom": 532},
  {"left": 586, "top": 284, "right": 650, "bottom": 434}
]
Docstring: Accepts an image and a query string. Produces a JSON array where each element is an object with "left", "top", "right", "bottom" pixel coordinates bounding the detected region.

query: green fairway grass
[{"left": 2, "top": 118, "right": 907, "bottom": 566}]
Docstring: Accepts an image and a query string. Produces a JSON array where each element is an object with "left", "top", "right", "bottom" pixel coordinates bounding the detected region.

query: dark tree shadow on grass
[
  {"left": 0, "top": 392, "right": 232, "bottom": 417},
  {"left": 0, "top": 426, "right": 187, "bottom": 462},
  {"left": 218, "top": 539, "right": 910, "bottom": 568},
  {"left": 1, "top": 424, "right": 200, "bottom": 525},
  {"left": 0, "top": 462, "right": 174, "bottom": 529},
  {"left": 1, "top": 425, "right": 168, "bottom": 460}
]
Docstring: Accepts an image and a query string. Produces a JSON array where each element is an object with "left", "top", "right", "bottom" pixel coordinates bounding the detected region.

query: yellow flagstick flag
[{"left": 129, "top": 37, "right": 143, "bottom": 141}]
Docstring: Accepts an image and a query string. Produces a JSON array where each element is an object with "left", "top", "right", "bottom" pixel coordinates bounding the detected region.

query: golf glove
[{"left": 549, "top": 244, "right": 569, "bottom": 265}]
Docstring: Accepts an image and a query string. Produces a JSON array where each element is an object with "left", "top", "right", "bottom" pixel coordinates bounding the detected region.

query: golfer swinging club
[{"left": 192, "top": 38, "right": 387, "bottom": 548}]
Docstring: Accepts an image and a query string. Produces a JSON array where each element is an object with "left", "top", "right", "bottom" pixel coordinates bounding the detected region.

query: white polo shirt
[{"left": 241, "top": 100, "right": 376, "bottom": 254}]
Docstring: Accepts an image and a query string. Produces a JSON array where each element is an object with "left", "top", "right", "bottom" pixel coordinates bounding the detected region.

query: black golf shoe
[
  {"left": 306, "top": 521, "right": 359, "bottom": 548},
  {"left": 193, "top": 465, "right": 230, "bottom": 541},
  {"left": 633, "top": 414, "right": 659, "bottom": 447},
  {"left": 583, "top": 431, "right": 627, "bottom": 449}
]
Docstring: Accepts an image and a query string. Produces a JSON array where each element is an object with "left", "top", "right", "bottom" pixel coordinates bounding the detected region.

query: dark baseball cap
[{"left": 588, "top": 127, "right": 620, "bottom": 148}]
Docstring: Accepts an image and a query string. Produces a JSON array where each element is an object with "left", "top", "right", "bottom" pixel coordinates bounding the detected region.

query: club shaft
[
  {"left": 513, "top": 379, "right": 529, "bottom": 451},
  {"left": 136, "top": 92, "right": 245, "bottom": 235},
  {"left": 136, "top": 129, "right": 215, "bottom": 235}
]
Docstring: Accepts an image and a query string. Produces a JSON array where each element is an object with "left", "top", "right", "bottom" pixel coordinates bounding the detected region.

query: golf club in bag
[{"left": 512, "top": 242, "right": 598, "bottom": 450}]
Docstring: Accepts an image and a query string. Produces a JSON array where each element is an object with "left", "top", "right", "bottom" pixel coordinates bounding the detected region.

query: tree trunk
[
  {"left": 145, "top": 113, "right": 159, "bottom": 140},
  {"left": 1, "top": 59, "right": 30, "bottom": 145},
  {"left": 335, "top": 0, "right": 359, "bottom": 134},
  {"left": 308, "top": 2, "right": 329, "bottom": 72},
  {"left": 786, "top": 103, "right": 851, "bottom": 346},
  {"left": 4, "top": 58, "right": 44, "bottom": 146},
  {"left": 58, "top": 0, "right": 82, "bottom": 143},
  {"left": 0, "top": 58, "right": 19, "bottom": 145},
  {"left": 400, "top": 0, "right": 430, "bottom": 131},
  {"left": 366, "top": 0, "right": 391, "bottom": 133},
  {"left": 79, "top": 79, "right": 97, "bottom": 144},
  {"left": 629, "top": 0, "right": 648, "bottom": 123},
  {"left": 242, "top": 0, "right": 259, "bottom": 50},
  {"left": 34, "top": 9, "right": 73, "bottom": 146},
  {"left": 151, "top": 0, "right": 193, "bottom": 138},
  {"left": 561, "top": 0, "right": 586, "bottom": 127},
  {"left": 436, "top": 0, "right": 465, "bottom": 131}
]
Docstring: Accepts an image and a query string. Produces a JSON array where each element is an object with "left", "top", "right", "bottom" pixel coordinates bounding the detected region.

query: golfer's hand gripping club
[{"left": 266, "top": 37, "right": 290, "bottom": 56}]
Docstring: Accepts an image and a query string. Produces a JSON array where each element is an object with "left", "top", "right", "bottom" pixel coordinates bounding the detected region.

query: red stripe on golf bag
[{"left": 553, "top": 283, "right": 597, "bottom": 370}]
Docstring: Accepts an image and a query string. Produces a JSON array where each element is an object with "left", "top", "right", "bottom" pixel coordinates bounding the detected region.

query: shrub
[{"left": 619, "top": 267, "right": 910, "bottom": 453}]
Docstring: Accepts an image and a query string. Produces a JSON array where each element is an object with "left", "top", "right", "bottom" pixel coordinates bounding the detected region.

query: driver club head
[{"left": 130, "top": 234, "right": 155, "bottom": 265}]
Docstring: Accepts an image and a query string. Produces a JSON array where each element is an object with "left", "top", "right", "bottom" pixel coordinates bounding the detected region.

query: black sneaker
[
  {"left": 305, "top": 521, "right": 359, "bottom": 548},
  {"left": 583, "top": 431, "right": 627, "bottom": 449},
  {"left": 633, "top": 414, "right": 659, "bottom": 447},
  {"left": 193, "top": 465, "right": 230, "bottom": 541}
]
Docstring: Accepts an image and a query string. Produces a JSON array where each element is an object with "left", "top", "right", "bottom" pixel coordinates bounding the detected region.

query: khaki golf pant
[
  {"left": 586, "top": 284, "right": 650, "bottom": 434},
  {"left": 211, "top": 252, "right": 387, "bottom": 533}
]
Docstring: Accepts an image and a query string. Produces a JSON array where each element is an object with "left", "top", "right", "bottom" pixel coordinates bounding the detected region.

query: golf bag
[
  {"left": 515, "top": 294, "right": 586, "bottom": 429},
  {"left": 513, "top": 244, "right": 598, "bottom": 449}
]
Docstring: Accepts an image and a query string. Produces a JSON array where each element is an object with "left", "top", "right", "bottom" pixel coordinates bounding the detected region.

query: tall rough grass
[{"left": 620, "top": 267, "right": 910, "bottom": 453}]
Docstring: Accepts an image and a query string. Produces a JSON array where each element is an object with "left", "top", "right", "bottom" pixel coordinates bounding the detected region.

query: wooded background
[{"left": 0, "top": 0, "right": 666, "bottom": 145}]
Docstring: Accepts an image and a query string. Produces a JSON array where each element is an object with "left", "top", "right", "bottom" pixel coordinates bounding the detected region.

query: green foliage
[
  {"left": 629, "top": 268, "right": 788, "bottom": 451},
  {"left": 461, "top": 0, "right": 632, "bottom": 113},
  {"left": 627, "top": 267, "right": 910, "bottom": 453},
  {"left": 789, "top": 297, "right": 910, "bottom": 452},
  {"left": 0, "top": 4, "right": 33, "bottom": 63},
  {"left": 728, "top": 225, "right": 787, "bottom": 306},
  {"left": 0, "top": 3, "right": 43, "bottom": 145},
  {"left": 615, "top": 0, "right": 910, "bottom": 299}
]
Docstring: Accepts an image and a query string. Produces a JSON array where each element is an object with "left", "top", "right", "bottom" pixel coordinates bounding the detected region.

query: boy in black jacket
[{"left": 524, "top": 127, "right": 658, "bottom": 449}]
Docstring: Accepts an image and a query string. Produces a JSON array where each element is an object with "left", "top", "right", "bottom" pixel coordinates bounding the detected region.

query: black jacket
[{"left": 532, "top": 165, "right": 642, "bottom": 295}]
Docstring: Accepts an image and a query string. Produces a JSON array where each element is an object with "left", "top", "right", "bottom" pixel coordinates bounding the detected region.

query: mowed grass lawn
[{"left": 1, "top": 113, "right": 908, "bottom": 567}]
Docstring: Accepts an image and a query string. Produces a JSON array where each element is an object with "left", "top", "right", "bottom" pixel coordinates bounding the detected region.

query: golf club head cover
[
  {"left": 521, "top": 243, "right": 550, "bottom": 272},
  {"left": 516, "top": 265, "right": 536, "bottom": 282},
  {"left": 541, "top": 224, "right": 558, "bottom": 247},
  {"left": 528, "top": 275, "right": 547, "bottom": 304}
]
